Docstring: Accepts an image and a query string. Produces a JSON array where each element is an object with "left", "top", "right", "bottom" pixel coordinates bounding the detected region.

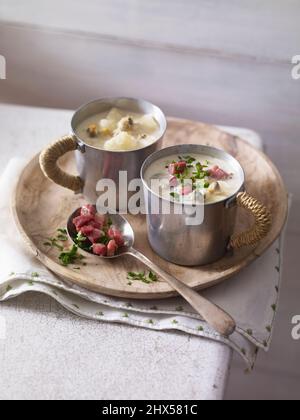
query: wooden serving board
[{"left": 12, "top": 118, "right": 288, "bottom": 299}]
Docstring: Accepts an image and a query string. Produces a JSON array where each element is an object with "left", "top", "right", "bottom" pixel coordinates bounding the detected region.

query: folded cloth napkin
[{"left": 0, "top": 157, "right": 286, "bottom": 369}]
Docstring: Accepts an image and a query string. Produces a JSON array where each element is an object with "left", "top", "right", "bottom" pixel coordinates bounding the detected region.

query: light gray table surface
[{"left": 0, "top": 104, "right": 240, "bottom": 400}]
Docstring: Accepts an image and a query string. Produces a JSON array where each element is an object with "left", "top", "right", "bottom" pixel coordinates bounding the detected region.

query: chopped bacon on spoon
[
  {"left": 95, "top": 214, "right": 106, "bottom": 228},
  {"left": 72, "top": 205, "right": 125, "bottom": 257},
  {"left": 92, "top": 243, "right": 107, "bottom": 256},
  {"left": 80, "top": 225, "right": 95, "bottom": 236},
  {"left": 107, "top": 240, "right": 118, "bottom": 257},
  {"left": 87, "top": 229, "right": 104, "bottom": 244},
  {"left": 168, "top": 161, "right": 187, "bottom": 175},
  {"left": 80, "top": 204, "right": 96, "bottom": 216},
  {"left": 208, "top": 165, "right": 230, "bottom": 180},
  {"left": 73, "top": 214, "right": 95, "bottom": 231},
  {"left": 108, "top": 226, "right": 125, "bottom": 247}
]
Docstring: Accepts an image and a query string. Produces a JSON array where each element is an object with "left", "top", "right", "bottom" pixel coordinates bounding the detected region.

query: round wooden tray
[{"left": 12, "top": 118, "right": 288, "bottom": 299}]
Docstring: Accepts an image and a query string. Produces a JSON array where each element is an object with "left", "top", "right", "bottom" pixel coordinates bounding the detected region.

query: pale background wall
[{"left": 0, "top": 0, "right": 299, "bottom": 400}]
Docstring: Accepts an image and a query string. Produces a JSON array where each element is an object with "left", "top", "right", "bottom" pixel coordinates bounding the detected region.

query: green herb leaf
[
  {"left": 127, "top": 271, "right": 159, "bottom": 284},
  {"left": 59, "top": 245, "right": 81, "bottom": 266},
  {"left": 170, "top": 192, "right": 180, "bottom": 201}
]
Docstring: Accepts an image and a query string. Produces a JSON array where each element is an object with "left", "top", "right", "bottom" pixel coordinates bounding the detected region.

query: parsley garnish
[
  {"left": 170, "top": 192, "right": 180, "bottom": 201},
  {"left": 44, "top": 228, "right": 69, "bottom": 251},
  {"left": 59, "top": 245, "right": 83, "bottom": 266},
  {"left": 127, "top": 271, "right": 158, "bottom": 284}
]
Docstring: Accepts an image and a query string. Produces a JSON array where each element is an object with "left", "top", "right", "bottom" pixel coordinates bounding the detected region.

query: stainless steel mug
[
  {"left": 39, "top": 97, "right": 167, "bottom": 204},
  {"left": 141, "top": 144, "right": 272, "bottom": 266}
]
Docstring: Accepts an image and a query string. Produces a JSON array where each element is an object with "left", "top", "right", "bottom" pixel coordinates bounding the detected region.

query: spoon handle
[{"left": 128, "top": 248, "right": 236, "bottom": 337}]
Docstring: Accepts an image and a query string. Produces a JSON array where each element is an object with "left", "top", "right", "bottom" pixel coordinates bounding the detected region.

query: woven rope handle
[
  {"left": 229, "top": 192, "right": 272, "bottom": 249},
  {"left": 39, "top": 135, "right": 84, "bottom": 193}
]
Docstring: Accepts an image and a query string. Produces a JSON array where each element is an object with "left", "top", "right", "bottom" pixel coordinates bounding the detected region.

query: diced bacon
[
  {"left": 92, "top": 243, "right": 107, "bottom": 256},
  {"left": 87, "top": 229, "right": 103, "bottom": 244},
  {"left": 89, "top": 220, "right": 102, "bottom": 230},
  {"left": 181, "top": 185, "right": 193, "bottom": 195},
  {"left": 107, "top": 240, "right": 118, "bottom": 257},
  {"left": 73, "top": 214, "right": 95, "bottom": 231},
  {"left": 94, "top": 214, "right": 106, "bottom": 229},
  {"left": 168, "top": 161, "right": 186, "bottom": 175},
  {"left": 108, "top": 227, "right": 125, "bottom": 247},
  {"left": 79, "top": 225, "right": 94, "bottom": 236},
  {"left": 80, "top": 204, "right": 96, "bottom": 216},
  {"left": 169, "top": 176, "right": 178, "bottom": 187},
  {"left": 208, "top": 165, "right": 230, "bottom": 180}
]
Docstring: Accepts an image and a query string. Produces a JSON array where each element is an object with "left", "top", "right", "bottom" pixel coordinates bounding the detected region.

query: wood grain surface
[{"left": 12, "top": 117, "right": 288, "bottom": 299}]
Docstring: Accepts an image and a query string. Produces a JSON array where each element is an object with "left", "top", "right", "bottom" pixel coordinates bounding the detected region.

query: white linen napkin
[{"left": 0, "top": 157, "right": 286, "bottom": 369}]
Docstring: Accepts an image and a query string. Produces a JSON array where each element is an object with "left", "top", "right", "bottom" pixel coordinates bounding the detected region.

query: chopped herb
[
  {"left": 57, "top": 228, "right": 67, "bottom": 234},
  {"left": 44, "top": 228, "right": 69, "bottom": 251},
  {"left": 31, "top": 272, "right": 39, "bottom": 278},
  {"left": 148, "top": 271, "right": 158, "bottom": 282},
  {"left": 96, "top": 311, "right": 104, "bottom": 316},
  {"left": 123, "top": 313, "right": 129, "bottom": 318},
  {"left": 182, "top": 155, "right": 196, "bottom": 164},
  {"left": 204, "top": 181, "right": 210, "bottom": 188},
  {"left": 197, "top": 326, "right": 204, "bottom": 332},
  {"left": 127, "top": 271, "right": 158, "bottom": 284},
  {"left": 150, "top": 306, "right": 158, "bottom": 310},
  {"left": 9, "top": 272, "right": 15, "bottom": 276},
  {"left": 172, "top": 319, "right": 178, "bottom": 325},
  {"left": 59, "top": 245, "right": 82, "bottom": 266},
  {"left": 127, "top": 281, "right": 132, "bottom": 286},
  {"left": 170, "top": 192, "right": 180, "bottom": 201},
  {"left": 125, "top": 303, "right": 133, "bottom": 308},
  {"left": 74, "top": 232, "right": 92, "bottom": 251},
  {"left": 28, "top": 281, "right": 34, "bottom": 286},
  {"left": 72, "top": 303, "right": 80, "bottom": 309},
  {"left": 246, "top": 329, "right": 253, "bottom": 336},
  {"left": 271, "top": 304, "right": 277, "bottom": 312},
  {"left": 241, "top": 348, "right": 246, "bottom": 356},
  {"left": 147, "top": 319, "right": 154, "bottom": 325},
  {"left": 175, "top": 306, "right": 183, "bottom": 312},
  {"left": 266, "top": 325, "right": 271, "bottom": 333},
  {"left": 6, "top": 285, "right": 12, "bottom": 292}
]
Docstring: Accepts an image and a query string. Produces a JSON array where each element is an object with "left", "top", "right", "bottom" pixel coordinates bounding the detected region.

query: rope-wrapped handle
[
  {"left": 229, "top": 192, "right": 272, "bottom": 249},
  {"left": 39, "top": 135, "right": 84, "bottom": 193}
]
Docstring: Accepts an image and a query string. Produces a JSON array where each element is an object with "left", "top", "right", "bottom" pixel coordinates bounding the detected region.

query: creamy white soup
[
  {"left": 76, "top": 107, "right": 160, "bottom": 151},
  {"left": 145, "top": 153, "right": 241, "bottom": 204}
]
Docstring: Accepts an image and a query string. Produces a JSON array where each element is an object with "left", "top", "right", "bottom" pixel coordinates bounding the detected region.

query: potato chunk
[
  {"left": 99, "top": 118, "right": 115, "bottom": 130},
  {"left": 106, "top": 107, "right": 123, "bottom": 122},
  {"left": 139, "top": 114, "right": 158, "bottom": 132},
  {"left": 104, "top": 132, "right": 138, "bottom": 151}
]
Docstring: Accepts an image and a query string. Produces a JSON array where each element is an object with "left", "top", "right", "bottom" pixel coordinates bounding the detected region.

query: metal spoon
[{"left": 67, "top": 208, "right": 236, "bottom": 337}]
